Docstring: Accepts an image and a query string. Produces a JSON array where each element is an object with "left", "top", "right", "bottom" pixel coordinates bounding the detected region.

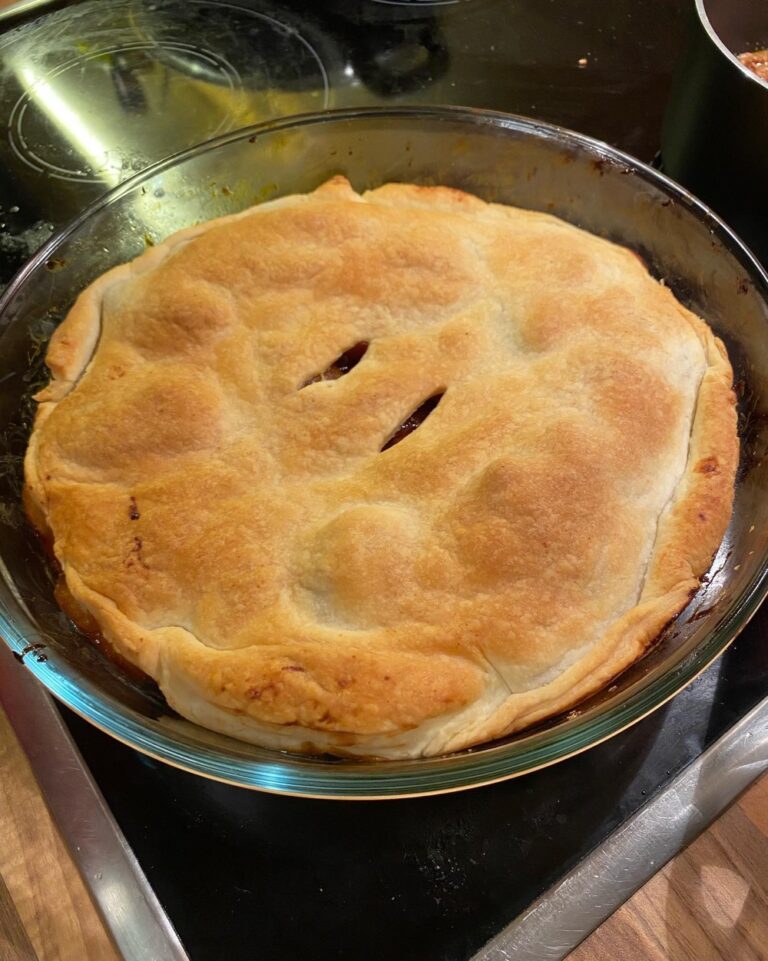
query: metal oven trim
[
  {"left": 472, "top": 694, "right": 768, "bottom": 960},
  {"left": 0, "top": 643, "right": 190, "bottom": 961}
]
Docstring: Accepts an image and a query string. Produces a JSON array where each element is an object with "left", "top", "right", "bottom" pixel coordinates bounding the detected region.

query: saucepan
[{"left": 662, "top": 0, "right": 768, "bottom": 264}]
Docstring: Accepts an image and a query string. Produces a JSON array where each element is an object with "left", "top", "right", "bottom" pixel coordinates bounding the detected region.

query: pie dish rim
[{"left": 2, "top": 105, "right": 767, "bottom": 797}]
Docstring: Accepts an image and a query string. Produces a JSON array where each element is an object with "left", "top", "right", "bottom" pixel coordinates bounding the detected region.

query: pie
[{"left": 24, "top": 177, "right": 738, "bottom": 759}]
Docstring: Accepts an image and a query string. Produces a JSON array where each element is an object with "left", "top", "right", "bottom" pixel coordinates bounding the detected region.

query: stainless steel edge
[
  {"left": 0, "top": 644, "right": 191, "bottom": 961},
  {"left": 472, "top": 694, "right": 768, "bottom": 961}
]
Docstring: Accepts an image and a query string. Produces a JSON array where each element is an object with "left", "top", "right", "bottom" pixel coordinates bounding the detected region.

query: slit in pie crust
[{"left": 24, "top": 177, "right": 738, "bottom": 759}]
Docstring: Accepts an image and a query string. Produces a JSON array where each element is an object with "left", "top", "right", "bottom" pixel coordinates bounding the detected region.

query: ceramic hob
[{"left": 0, "top": 3, "right": 766, "bottom": 960}]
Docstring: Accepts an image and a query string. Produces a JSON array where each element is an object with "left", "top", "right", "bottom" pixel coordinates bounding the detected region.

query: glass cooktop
[
  {"left": 2, "top": 2, "right": 766, "bottom": 960},
  {"left": 0, "top": 0, "right": 687, "bottom": 289}
]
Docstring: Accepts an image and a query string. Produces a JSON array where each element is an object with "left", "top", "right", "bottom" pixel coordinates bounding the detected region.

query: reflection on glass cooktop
[{"left": 0, "top": 0, "right": 687, "bottom": 287}]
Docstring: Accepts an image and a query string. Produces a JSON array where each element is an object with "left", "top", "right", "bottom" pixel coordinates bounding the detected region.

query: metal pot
[{"left": 662, "top": 0, "right": 768, "bottom": 264}]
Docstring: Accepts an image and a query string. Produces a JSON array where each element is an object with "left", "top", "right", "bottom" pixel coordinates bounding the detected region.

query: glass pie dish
[{"left": 1, "top": 106, "right": 767, "bottom": 799}]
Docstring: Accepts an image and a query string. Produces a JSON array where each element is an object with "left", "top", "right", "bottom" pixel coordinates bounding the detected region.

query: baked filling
[
  {"left": 738, "top": 49, "right": 768, "bottom": 83},
  {"left": 24, "top": 177, "right": 738, "bottom": 759}
]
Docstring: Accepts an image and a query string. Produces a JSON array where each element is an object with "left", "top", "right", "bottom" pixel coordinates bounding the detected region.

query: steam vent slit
[
  {"left": 301, "top": 341, "right": 369, "bottom": 388},
  {"left": 381, "top": 391, "right": 445, "bottom": 451}
]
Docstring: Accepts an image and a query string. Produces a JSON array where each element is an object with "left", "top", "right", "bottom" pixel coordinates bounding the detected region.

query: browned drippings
[
  {"left": 53, "top": 576, "right": 100, "bottom": 635},
  {"left": 22, "top": 487, "right": 147, "bottom": 681},
  {"left": 381, "top": 391, "right": 445, "bottom": 451},
  {"left": 24, "top": 486, "right": 150, "bottom": 680},
  {"left": 53, "top": 575, "right": 148, "bottom": 681},
  {"left": 696, "top": 456, "right": 720, "bottom": 475},
  {"left": 23, "top": 487, "right": 56, "bottom": 558},
  {"left": 301, "top": 341, "right": 369, "bottom": 387}
]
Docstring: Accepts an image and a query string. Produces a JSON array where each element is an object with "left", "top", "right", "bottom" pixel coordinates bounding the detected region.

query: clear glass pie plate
[{"left": 1, "top": 107, "right": 767, "bottom": 799}]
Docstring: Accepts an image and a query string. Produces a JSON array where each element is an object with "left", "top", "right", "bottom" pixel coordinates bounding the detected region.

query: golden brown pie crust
[{"left": 24, "top": 177, "right": 738, "bottom": 758}]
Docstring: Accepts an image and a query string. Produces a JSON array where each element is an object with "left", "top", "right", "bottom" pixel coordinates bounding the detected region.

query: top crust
[{"left": 24, "top": 177, "right": 738, "bottom": 758}]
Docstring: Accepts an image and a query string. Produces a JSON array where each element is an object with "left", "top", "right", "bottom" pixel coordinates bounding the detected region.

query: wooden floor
[
  {"left": 0, "top": 707, "right": 119, "bottom": 961},
  {"left": 0, "top": 699, "right": 766, "bottom": 961},
  {"left": 570, "top": 774, "right": 768, "bottom": 961}
]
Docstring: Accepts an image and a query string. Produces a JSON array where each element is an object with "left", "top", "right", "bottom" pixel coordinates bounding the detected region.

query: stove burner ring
[
  {"left": 186, "top": 0, "right": 331, "bottom": 95},
  {"left": 8, "top": 40, "right": 243, "bottom": 184},
  {"left": 7, "top": 2, "right": 332, "bottom": 186}
]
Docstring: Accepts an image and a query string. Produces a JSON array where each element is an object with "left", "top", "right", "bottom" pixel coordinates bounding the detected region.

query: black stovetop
[
  {"left": 62, "top": 621, "right": 768, "bottom": 961},
  {"left": 0, "top": 0, "right": 687, "bottom": 288},
  {"left": 3, "top": 2, "right": 766, "bottom": 960}
]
